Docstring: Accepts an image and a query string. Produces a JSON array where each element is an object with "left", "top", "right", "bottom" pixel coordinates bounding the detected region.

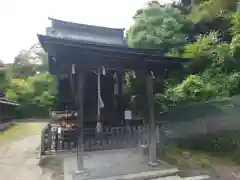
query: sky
[{"left": 0, "top": 0, "right": 172, "bottom": 63}]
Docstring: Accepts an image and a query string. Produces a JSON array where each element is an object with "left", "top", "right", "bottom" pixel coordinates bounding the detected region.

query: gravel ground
[{"left": 0, "top": 133, "right": 64, "bottom": 180}]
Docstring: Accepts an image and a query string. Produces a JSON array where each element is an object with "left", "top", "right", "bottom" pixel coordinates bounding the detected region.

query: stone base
[
  {"left": 64, "top": 149, "right": 170, "bottom": 180},
  {"left": 72, "top": 169, "right": 89, "bottom": 180},
  {"left": 148, "top": 161, "right": 160, "bottom": 167}
]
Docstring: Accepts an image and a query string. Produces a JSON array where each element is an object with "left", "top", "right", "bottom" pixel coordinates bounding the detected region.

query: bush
[
  {"left": 174, "top": 132, "right": 240, "bottom": 158},
  {"left": 232, "top": 147, "right": 240, "bottom": 164}
]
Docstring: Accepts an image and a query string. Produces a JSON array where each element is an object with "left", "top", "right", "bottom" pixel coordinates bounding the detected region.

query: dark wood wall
[
  {"left": 55, "top": 69, "right": 125, "bottom": 127},
  {"left": 0, "top": 103, "right": 17, "bottom": 123},
  {"left": 84, "top": 71, "right": 124, "bottom": 127}
]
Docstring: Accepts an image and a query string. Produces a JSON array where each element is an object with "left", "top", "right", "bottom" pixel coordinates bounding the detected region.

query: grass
[
  {"left": 158, "top": 145, "right": 238, "bottom": 178},
  {"left": 0, "top": 122, "right": 46, "bottom": 146},
  {"left": 159, "top": 145, "right": 234, "bottom": 167}
]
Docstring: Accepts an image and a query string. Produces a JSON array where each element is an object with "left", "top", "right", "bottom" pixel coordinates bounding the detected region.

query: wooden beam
[
  {"left": 54, "top": 55, "right": 182, "bottom": 73},
  {"left": 146, "top": 72, "right": 157, "bottom": 165},
  {"left": 51, "top": 43, "right": 186, "bottom": 63}
]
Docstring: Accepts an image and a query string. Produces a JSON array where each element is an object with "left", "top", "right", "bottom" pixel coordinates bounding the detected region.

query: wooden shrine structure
[
  {"left": 38, "top": 18, "right": 189, "bottom": 171},
  {"left": 0, "top": 97, "right": 19, "bottom": 123}
]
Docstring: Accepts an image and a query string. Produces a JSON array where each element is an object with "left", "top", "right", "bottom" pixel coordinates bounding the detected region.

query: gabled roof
[
  {"left": 48, "top": 17, "right": 125, "bottom": 34},
  {"left": 38, "top": 18, "right": 191, "bottom": 74},
  {"left": 47, "top": 18, "right": 127, "bottom": 46}
]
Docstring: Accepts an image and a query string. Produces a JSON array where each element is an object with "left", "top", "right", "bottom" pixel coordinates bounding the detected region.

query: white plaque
[{"left": 124, "top": 110, "right": 132, "bottom": 120}]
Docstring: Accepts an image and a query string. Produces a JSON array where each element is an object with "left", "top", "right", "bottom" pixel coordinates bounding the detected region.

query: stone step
[
  {"left": 87, "top": 168, "right": 179, "bottom": 180},
  {"left": 153, "top": 175, "right": 210, "bottom": 180},
  {"left": 72, "top": 169, "right": 210, "bottom": 180},
  {"left": 116, "top": 168, "right": 179, "bottom": 180},
  {"left": 153, "top": 175, "right": 183, "bottom": 180},
  {"left": 183, "top": 175, "right": 210, "bottom": 180}
]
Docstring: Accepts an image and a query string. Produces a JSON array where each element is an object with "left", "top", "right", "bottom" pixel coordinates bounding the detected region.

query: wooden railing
[{"left": 41, "top": 124, "right": 164, "bottom": 155}]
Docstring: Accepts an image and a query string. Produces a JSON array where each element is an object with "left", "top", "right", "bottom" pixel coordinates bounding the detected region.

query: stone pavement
[
  {"left": 63, "top": 148, "right": 210, "bottom": 180},
  {"left": 0, "top": 121, "right": 15, "bottom": 131},
  {"left": 0, "top": 135, "right": 63, "bottom": 180}
]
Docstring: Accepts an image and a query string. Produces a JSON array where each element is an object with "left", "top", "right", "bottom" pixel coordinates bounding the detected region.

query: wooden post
[
  {"left": 146, "top": 72, "right": 157, "bottom": 165},
  {"left": 76, "top": 68, "right": 85, "bottom": 172},
  {"left": 118, "top": 71, "right": 124, "bottom": 124},
  {"left": 97, "top": 68, "right": 101, "bottom": 123}
]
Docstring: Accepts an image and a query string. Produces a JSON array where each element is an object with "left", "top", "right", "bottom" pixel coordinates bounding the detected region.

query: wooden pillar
[
  {"left": 146, "top": 72, "right": 157, "bottom": 165},
  {"left": 0, "top": 103, "right": 2, "bottom": 123},
  {"left": 76, "top": 68, "right": 85, "bottom": 172},
  {"left": 118, "top": 70, "right": 124, "bottom": 124},
  {"left": 97, "top": 68, "right": 101, "bottom": 123},
  {"left": 2, "top": 103, "right": 5, "bottom": 122}
]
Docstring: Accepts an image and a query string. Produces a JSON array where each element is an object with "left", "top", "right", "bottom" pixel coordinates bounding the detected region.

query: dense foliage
[
  {"left": 125, "top": 0, "right": 240, "bottom": 157},
  {"left": 126, "top": 2, "right": 191, "bottom": 53},
  {"left": 126, "top": 0, "right": 240, "bottom": 112},
  {"left": 1, "top": 44, "right": 56, "bottom": 117}
]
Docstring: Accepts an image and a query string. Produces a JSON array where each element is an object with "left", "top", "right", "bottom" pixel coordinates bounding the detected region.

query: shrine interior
[{"left": 55, "top": 69, "right": 126, "bottom": 128}]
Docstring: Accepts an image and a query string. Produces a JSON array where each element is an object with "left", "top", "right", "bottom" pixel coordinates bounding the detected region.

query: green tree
[
  {"left": 6, "top": 72, "right": 56, "bottom": 117},
  {"left": 27, "top": 72, "right": 56, "bottom": 108},
  {"left": 188, "top": 0, "right": 238, "bottom": 42},
  {"left": 0, "top": 65, "right": 10, "bottom": 97},
  {"left": 189, "top": 0, "right": 237, "bottom": 22},
  {"left": 12, "top": 44, "right": 48, "bottom": 78},
  {"left": 5, "top": 43, "right": 55, "bottom": 117},
  {"left": 126, "top": 4, "right": 191, "bottom": 53}
]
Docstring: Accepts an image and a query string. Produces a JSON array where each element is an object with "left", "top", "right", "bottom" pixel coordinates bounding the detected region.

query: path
[
  {"left": 0, "top": 122, "right": 209, "bottom": 180},
  {"left": 0, "top": 122, "right": 64, "bottom": 180}
]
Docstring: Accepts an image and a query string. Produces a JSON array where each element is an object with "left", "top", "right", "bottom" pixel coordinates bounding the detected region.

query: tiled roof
[{"left": 46, "top": 18, "right": 127, "bottom": 46}]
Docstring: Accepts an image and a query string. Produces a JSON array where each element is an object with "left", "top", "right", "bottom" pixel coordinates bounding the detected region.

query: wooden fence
[{"left": 41, "top": 124, "right": 164, "bottom": 155}]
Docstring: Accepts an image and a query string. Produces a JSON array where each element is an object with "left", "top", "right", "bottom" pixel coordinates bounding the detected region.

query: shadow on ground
[{"left": 39, "top": 156, "right": 65, "bottom": 180}]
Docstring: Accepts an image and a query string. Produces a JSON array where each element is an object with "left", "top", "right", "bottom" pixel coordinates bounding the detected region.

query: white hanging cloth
[
  {"left": 72, "top": 64, "right": 76, "bottom": 74},
  {"left": 96, "top": 121, "right": 103, "bottom": 133},
  {"left": 96, "top": 67, "right": 104, "bottom": 133},
  {"left": 99, "top": 95, "right": 104, "bottom": 108},
  {"left": 98, "top": 68, "right": 104, "bottom": 109},
  {"left": 113, "top": 72, "right": 119, "bottom": 96},
  {"left": 102, "top": 66, "right": 106, "bottom": 76}
]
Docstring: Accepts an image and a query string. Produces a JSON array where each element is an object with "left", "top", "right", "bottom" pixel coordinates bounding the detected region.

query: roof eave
[{"left": 37, "top": 34, "right": 191, "bottom": 63}]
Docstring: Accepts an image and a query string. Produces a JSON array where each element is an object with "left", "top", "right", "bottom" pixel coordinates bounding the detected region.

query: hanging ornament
[
  {"left": 96, "top": 121, "right": 103, "bottom": 133},
  {"left": 98, "top": 68, "right": 105, "bottom": 109},
  {"left": 132, "top": 71, "right": 136, "bottom": 79},
  {"left": 102, "top": 66, "right": 106, "bottom": 76},
  {"left": 96, "top": 68, "right": 103, "bottom": 134},
  {"left": 150, "top": 71, "right": 155, "bottom": 79},
  {"left": 72, "top": 64, "right": 76, "bottom": 74},
  {"left": 99, "top": 96, "right": 104, "bottom": 108},
  {"left": 52, "top": 56, "right": 56, "bottom": 63},
  {"left": 113, "top": 72, "right": 119, "bottom": 96}
]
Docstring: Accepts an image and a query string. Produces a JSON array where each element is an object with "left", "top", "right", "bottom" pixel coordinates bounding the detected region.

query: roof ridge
[{"left": 48, "top": 17, "right": 125, "bottom": 31}]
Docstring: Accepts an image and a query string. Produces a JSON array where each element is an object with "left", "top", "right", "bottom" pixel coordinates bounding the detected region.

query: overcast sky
[{"left": 0, "top": 0, "right": 173, "bottom": 63}]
